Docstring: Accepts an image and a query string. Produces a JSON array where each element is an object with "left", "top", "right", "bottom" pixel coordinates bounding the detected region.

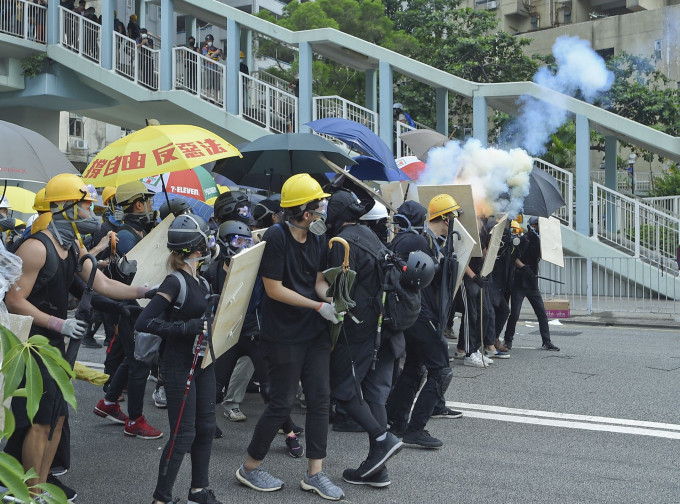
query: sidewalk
[{"left": 520, "top": 307, "right": 680, "bottom": 329}]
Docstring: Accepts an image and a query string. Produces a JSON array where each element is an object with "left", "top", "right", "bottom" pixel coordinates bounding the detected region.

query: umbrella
[
  {"left": 395, "top": 156, "right": 427, "bottom": 181},
  {"left": 82, "top": 124, "right": 241, "bottom": 187},
  {"left": 0, "top": 120, "right": 79, "bottom": 183},
  {"left": 348, "top": 156, "right": 411, "bottom": 182},
  {"left": 2, "top": 187, "right": 37, "bottom": 214},
  {"left": 323, "top": 237, "right": 356, "bottom": 349},
  {"left": 306, "top": 118, "right": 400, "bottom": 175},
  {"left": 400, "top": 129, "right": 449, "bottom": 161},
  {"left": 213, "top": 133, "right": 356, "bottom": 188},
  {"left": 522, "top": 168, "right": 566, "bottom": 217},
  {"left": 142, "top": 165, "right": 219, "bottom": 202},
  {"left": 150, "top": 193, "right": 214, "bottom": 222}
]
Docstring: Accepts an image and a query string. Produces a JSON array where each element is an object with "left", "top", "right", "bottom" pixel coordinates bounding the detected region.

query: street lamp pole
[{"left": 628, "top": 153, "right": 637, "bottom": 196}]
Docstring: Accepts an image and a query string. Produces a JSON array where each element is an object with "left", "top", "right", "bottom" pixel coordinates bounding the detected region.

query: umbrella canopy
[
  {"left": 400, "top": 129, "right": 449, "bottom": 161},
  {"left": 82, "top": 125, "right": 241, "bottom": 187},
  {"left": 0, "top": 120, "right": 79, "bottom": 183},
  {"left": 348, "top": 156, "right": 411, "bottom": 182},
  {"left": 150, "top": 193, "right": 214, "bottom": 222},
  {"left": 306, "top": 118, "right": 400, "bottom": 175},
  {"left": 142, "top": 165, "right": 219, "bottom": 202},
  {"left": 323, "top": 237, "right": 356, "bottom": 348},
  {"left": 213, "top": 133, "right": 356, "bottom": 188},
  {"left": 522, "top": 168, "right": 566, "bottom": 217},
  {"left": 2, "top": 186, "right": 37, "bottom": 214},
  {"left": 395, "top": 156, "right": 427, "bottom": 181}
]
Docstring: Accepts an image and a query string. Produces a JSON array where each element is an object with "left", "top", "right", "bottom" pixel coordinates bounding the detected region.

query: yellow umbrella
[
  {"left": 82, "top": 125, "right": 241, "bottom": 187},
  {"left": 2, "top": 186, "right": 37, "bottom": 214}
]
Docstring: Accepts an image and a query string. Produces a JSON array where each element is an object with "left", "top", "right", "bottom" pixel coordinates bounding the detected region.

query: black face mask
[{"left": 367, "top": 220, "right": 388, "bottom": 244}]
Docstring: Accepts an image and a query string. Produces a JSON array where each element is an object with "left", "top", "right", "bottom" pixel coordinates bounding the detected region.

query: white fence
[
  {"left": 113, "top": 31, "right": 159, "bottom": 90},
  {"left": 59, "top": 6, "right": 100, "bottom": 63},
  {"left": 591, "top": 170, "right": 654, "bottom": 195},
  {"left": 251, "top": 70, "right": 293, "bottom": 93},
  {"left": 173, "top": 47, "right": 225, "bottom": 107},
  {"left": 240, "top": 72, "right": 297, "bottom": 134},
  {"left": 0, "top": 0, "right": 46, "bottom": 43},
  {"left": 642, "top": 195, "right": 680, "bottom": 216},
  {"left": 533, "top": 158, "right": 574, "bottom": 228},
  {"left": 312, "top": 96, "right": 378, "bottom": 133}
]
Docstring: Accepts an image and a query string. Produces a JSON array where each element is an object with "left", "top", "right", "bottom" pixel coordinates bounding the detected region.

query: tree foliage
[{"left": 650, "top": 166, "right": 680, "bottom": 197}]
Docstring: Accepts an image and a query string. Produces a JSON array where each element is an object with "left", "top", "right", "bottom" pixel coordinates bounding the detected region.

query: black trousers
[
  {"left": 488, "top": 282, "right": 511, "bottom": 338},
  {"left": 153, "top": 357, "right": 216, "bottom": 502},
  {"left": 505, "top": 286, "right": 551, "bottom": 344},
  {"left": 247, "top": 331, "right": 330, "bottom": 461}
]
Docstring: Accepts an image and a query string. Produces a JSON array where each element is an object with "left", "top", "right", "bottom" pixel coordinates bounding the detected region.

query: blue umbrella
[
  {"left": 151, "top": 193, "right": 214, "bottom": 222},
  {"left": 348, "top": 155, "right": 411, "bottom": 182},
  {"left": 306, "top": 118, "right": 401, "bottom": 177}
]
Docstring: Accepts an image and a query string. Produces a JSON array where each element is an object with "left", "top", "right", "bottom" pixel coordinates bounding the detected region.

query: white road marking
[{"left": 446, "top": 401, "right": 680, "bottom": 439}]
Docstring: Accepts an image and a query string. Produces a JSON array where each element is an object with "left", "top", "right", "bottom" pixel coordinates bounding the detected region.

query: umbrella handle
[
  {"left": 329, "top": 237, "right": 350, "bottom": 271},
  {"left": 110, "top": 231, "right": 117, "bottom": 257}
]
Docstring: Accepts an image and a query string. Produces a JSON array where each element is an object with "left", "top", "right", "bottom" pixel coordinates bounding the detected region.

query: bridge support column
[
  {"left": 378, "top": 61, "right": 393, "bottom": 153},
  {"left": 160, "top": 0, "right": 173, "bottom": 91},
  {"left": 47, "top": 0, "right": 58, "bottom": 45},
  {"left": 604, "top": 135, "right": 617, "bottom": 233},
  {"left": 101, "top": 0, "right": 113, "bottom": 70},
  {"left": 226, "top": 18, "right": 240, "bottom": 115},
  {"left": 575, "top": 114, "right": 591, "bottom": 236},
  {"left": 472, "top": 95, "right": 487, "bottom": 146},
  {"left": 298, "top": 41, "right": 313, "bottom": 133},
  {"left": 436, "top": 88, "right": 448, "bottom": 137}
]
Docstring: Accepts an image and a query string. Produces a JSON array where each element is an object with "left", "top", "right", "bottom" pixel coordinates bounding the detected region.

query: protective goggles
[
  {"left": 237, "top": 205, "right": 252, "bottom": 219},
  {"left": 229, "top": 235, "right": 254, "bottom": 249}
]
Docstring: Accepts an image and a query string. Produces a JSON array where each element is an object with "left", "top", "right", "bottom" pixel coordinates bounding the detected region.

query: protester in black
[
  {"left": 235, "top": 173, "right": 345, "bottom": 501},
  {"left": 136, "top": 214, "right": 222, "bottom": 504}
]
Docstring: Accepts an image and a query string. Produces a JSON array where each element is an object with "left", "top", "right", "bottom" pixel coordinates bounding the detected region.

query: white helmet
[
  {"left": 360, "top": 201, "right": 388, "bottom": 221},
  {"left": 0, "top": 197, "right": 9, "bottom": 209},
  {"left": 393, "top": 103, "right": 403, "bottom": 110}
]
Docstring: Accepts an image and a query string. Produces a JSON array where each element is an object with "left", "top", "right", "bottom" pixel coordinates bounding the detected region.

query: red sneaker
[
  {"left": 93, "top": 399, "right": 128, "bottom": 425},
  {"left": 124, "top": 415, "right": 163, "bottom": 439}
]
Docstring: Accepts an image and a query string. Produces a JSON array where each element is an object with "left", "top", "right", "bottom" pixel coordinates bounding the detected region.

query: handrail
[
  {"left": 533, "top": 158, "right": 574, "bottom": 228},
  {"left": 173, "top": 46, "right": 226, "bottom": 107},
  {"left": 312, "top": 96, "right": 378, "bottom": 133},
  {"left": 59, "top": 6, "right": 100, "bottom": 63},
  {"left": 0, "top": 0, "right": 46, "bottom": 44},
  {"left": 239, "top": 71, "right": 298, "bottom": 134},
  {"left": 113, "top": 30, "right": 160, "bottom": 90}
]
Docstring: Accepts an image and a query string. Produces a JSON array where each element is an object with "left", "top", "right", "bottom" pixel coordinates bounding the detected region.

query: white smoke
[
  {"left": 419, "top": 138, "right": 533, "bottom": 217},
  {"left": 505, "top": 35, "right": 615, "bottom": 155}
]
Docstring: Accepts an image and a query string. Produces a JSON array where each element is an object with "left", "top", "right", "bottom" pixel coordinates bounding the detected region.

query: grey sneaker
[
  {"left": 225, "top": 407, "right": 246, "bottom": 422},
  {"left": 301, "top": 471, "right": 345, "bottom": 501},
  {"left": 153, "top": 386, "right": 167, "bottom": 408},
  {"left": 236, "top": 465, "right": 284, "bottom": 492}
]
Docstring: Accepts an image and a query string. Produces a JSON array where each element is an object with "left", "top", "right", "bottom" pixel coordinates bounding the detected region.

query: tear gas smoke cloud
[{"left": 419, "top": 139, "right": 533, "bottom": 217}]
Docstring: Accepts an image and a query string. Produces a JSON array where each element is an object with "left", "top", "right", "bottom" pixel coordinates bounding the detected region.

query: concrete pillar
[
  {"left": 138, "top": 0, "right": 147, "bottom": 30},
  {"left": 226, "top": 18, "right": 241, "bottom": 115},
  {"left": 604, "top": 135, "right": 617, "bottom": 233},
  {"left": 472, "top": 95, "right": 487, "bottom": 146},
  {"left": 159, "top": 0, "right": 173, "bottom": 91},
  {"left": 575, "top": 114, "right": 590, "bottom": 236},
  {"left": 365, "top": 69, "right": 377, "bottom": 112},
  {"left": 298, "top": 41, "right": 313, "bottom": 133},
  {"left": 101, "top": 0, "right": 114, "bottom": 70},
  {"left": 185, "top": 15, "right": 196, "bottom": 43},
  {"left": 378, "top": 61, "right": 393, "bottom": 152},
  {"left": 436, "top": 88, "right": 448, "bottom": 137},
  {"left": 47, "top": 0, "right": 58, "bottom": 45}
]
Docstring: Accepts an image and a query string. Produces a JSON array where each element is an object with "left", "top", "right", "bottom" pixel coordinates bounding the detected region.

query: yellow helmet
[
  {"left": 102, "top": 186, "right": 117, "bottom": 206},
  {"left": 510, "top": 220, "right": 523, "bottom": 235},
  {"left": 33, "top": 188, "right": 50, "bottom": 212},
  {"left": 44, "top": 174, "right": 97, "bottom": 204},
  {"left": 428, "top": 194, "right": 460, "bottom": 220},
  {"left": 280, "top": 174, "right": 330, "bottom": 208},
  {"left": 240, "top": 50, "right": 245, "bottom": 58},
  {"left": 115, "top": 180, "right": 154, "bottom": 208}
]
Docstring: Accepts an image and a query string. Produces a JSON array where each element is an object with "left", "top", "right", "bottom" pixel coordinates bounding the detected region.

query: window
[
  {"left": 69, "top": 114, "right": 83, "bottom": 138},
  {"left": 564, "top": 9, "right": 571, "bottom": 23},
  {"left": 530, "top": 15, "right": 539, "bottom": 30},
  {"left": 654, "top": 40, "right": 662, "bottom": 60}
]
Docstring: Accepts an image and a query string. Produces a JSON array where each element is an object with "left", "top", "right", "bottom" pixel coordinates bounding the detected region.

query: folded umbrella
[{"left": 323, "top": 237, "right": 356, "bottom": 349}]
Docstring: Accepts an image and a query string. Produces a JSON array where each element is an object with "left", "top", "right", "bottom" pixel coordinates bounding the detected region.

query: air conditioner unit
[
  {"left": 487, "top": 1, "right": 498, "bottom": 9},
  {"left": 74, "top": 139, "right": 88, "bottom": 150}
]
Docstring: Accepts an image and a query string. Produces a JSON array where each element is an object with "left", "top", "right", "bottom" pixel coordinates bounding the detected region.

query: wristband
[{"left": 47, "top": 316, "right": 65, "bottom": 333}]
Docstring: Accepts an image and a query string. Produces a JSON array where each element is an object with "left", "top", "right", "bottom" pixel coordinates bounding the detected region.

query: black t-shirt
[
  {"left": 519, "top": 232, "right": 541, "bottom": 275},
  {"left": 259, "top": 224, "right": 327, "bottom": 343}
]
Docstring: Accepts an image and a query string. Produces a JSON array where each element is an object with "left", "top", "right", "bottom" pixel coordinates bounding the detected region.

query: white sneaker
[
  {"left": 225, "top": 407, "right": 247, "bottom": 422},
  {"left": 477, "top": 350, "right": 493, "bottom": 365},
  {"left": 152, "top": 386, "right": 167, "bottom": 408},
  {"left": 463, "top": 352, "right": 484, "bottom": 368}
]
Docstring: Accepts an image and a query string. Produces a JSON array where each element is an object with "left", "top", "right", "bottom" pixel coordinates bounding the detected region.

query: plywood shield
[
  {"left": 203, "top": 241, "right": 266, "bottom": 368},
  {"left": 379, "top": 181, "right": 420, "bottom": 210},
  {"left": 481, "top": 213, "right": 508, "bottom": 278},
  {"left": 453, "top": 220, "right": 476, "bottom": 295},
  {"left": 539, "top": 216, "right": 564, "bottom": 267},
  {"left": 128, "top": 215, "right": 175, "bottom": 307},
  {"left": 418, "top": 185, "right": 481, "bottom": 257}
]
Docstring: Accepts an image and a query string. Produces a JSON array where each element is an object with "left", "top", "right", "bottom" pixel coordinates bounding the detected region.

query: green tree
[{"left": 650, "top": 166, "right": 680, "bottom": 197}]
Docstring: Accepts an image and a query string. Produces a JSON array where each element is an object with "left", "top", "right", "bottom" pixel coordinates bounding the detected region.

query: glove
[
  {"left": 144, "top": 288, "right": 159, "bottom": 299},
  {"left": 316, "top": 302, "right": 339, "bottom": 324},
  {"left": 91, "top": 294, "right": 130, "bottom": 317},
  {"left": 48, "top": 317, "right": 88, "bottom": 340},
  {"left": 473, "top": 274, "right": 487, "bottom": 287},
  {"left": 182, "top": 318, "right": 206, "bottom": 337}
]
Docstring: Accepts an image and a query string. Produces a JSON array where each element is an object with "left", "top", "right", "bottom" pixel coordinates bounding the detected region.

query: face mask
[
  {"left": 141, "top": 34, "right": 148, "bottom": 38},
  {"left": 308, "top": 200, "right": 328, "bottom": 236},
  {"left": 189, "top": 41, "right": 195, "bottom": 46},
  {"left": 207, "top": 41, "right": 213, "bottom": 47},
  {"left": 48, "top": 212, "right": 77, "bottom": 248},
  {"left": 368, "top": 220, "right": 389, "bottom": 244},
  {"left": 75, "top": 212, "right": 101, "bottom": 235}
]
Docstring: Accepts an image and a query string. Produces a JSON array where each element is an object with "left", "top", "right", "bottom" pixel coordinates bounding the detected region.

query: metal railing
[
  {"left": 59, "top": 6, "right": 100, "bottom": 63},
  {"left": 312, "top": 96, "right": 378, "bottom": 133},
  {"left": 591, "top": 170, "right": 654, "bottom": 195},
  {"left": 113, "top": 31, "right": 159, "bottom": 90},
  {"left": 0, "top": 0, "right": 46, "bottom": 43},
  {"left": 642, "top": 195, "right": 680, "bottom": 216},
  {"left": 251, "top": 70, "right": 294, "bottom": 93},
  {"left": 592, "top": 182, "right": 680, "bottom": 269},
  {"left": 173, "top": 47, "right": 225, "bottom": 107},
  {"left": 240, "top": 72, "right": 297, "bottom": 134},
  {"left": 539, "top": 256, "right": 679, "bottom": 315},
  {"left": 395, "top": 121, "right": 417, "bottom": 158},
  {"left": 533, "top": 158, "right": 574, "bottom": 228}
]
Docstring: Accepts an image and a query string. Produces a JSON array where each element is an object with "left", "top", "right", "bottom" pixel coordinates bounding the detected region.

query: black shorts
[{"left": 11, "top": 359, "right": 67, "bottom": 429}]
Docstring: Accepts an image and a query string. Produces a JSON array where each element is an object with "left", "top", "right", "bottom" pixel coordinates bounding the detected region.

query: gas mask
[{"left": 308, "top": 200, "right": 328, "bottom": 236}]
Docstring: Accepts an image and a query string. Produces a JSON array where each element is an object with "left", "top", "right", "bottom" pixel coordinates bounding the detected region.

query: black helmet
[
  {"left": 167, "top": 214, "right": 211, "bottom": 253},
  {"left": 394, "top": 201, "right": 427, "bottom": 231},
  {"left": 253, "top": 198, "right": 282, "bottom": 227},
  {"left": 205, "top": 34, "right": 214, "bottom": 41},
  {"left": 214, "top": 190, "right": 251, "bottom": 223},
  {"left": 159, "top": 198, "right": 193, "bottom": 220},
  {"left": 401, "top": 250, "right": 435, "bottom": 290},
  {"left": 528, "top": 216, "right": 539, "bottom": 226},
  {"left": 217, "top": 220, "right": 253, "bottom": 257}
]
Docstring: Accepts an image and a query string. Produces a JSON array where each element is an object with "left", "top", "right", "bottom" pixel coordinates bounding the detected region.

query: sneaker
[
  {"left": 300, "top": 471, "right": 345, "bottom": 501},
  {"left": 463, "top": 353, "right": 484, "bottom": 368},
  {"left": 214, "top": 425, "right": 223, "bottom": 439},
  {"left": 388, "top": 424, "right": 407, "bottom": 438},
  {"left": 50, "top": 466, "right": 68, "bottom": 477},
  {"left": 443, "top": 326, "right": 457, "bottom": 340},
  {"left": 46, "top": 474, "right": 77, "bottom": 502},
  {"left": 478, "top": 351, "right": 493, "bottom": 365},
  {"left": 431, "top": 407, "right": 463, "bottom": 419},
  {"left": 359, "top": 433, "right": 403, "bottom": 478},
  {"left": 402, "top": 429, "right": 443, "bottom": 449},
  {"left": 542, "top": 341, "right": 560, "bottom": 351},
  {"left": 225, "top": 407, "right": 246, "bottom": 422},
  {"left": 342, "top": 466, "right": 390, "bottom": 488},
  {"left": 147, "top": 373, "right": 158, "bottom": 383},
  {"left": 80, "top": 336, "right": 102, "bottom": 349},
  {"left": 286, "top": 435, "right": 305, "bottom": 458},
  {"left": 153, "top": 386, "right": 167, "bottom": 409},
  {"left": 93, "top": 399, "right": 128, "bottom": 425},
  {"left": 124, "top": 415, "right": 163, "bottom": 439},
  {"left": 485, "top": 349, "right": 510, "bottom": 359},
  {"left": 332, "top": 414, "right": 365, "bottom": 433},
  {"left": 187, "top": 488, "right": 222, "bottom": 504},
  {"left": 236, "top": 465, "right": 284, "bottom": 492},
  {"left": 452, "top": 350, "right": 466, "bottom": 360},
  {"left": 279, "top": 424, "right": 304, "bottom": 436}
]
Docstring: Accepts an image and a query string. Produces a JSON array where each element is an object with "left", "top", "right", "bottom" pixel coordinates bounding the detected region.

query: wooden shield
[
  {"left": 453, "top": 219, "right": 476, "bottom": 295},
  {"left": 202, "top": 241, "right": 266, "bottom": 368},
  {"left": 379, "top": 181, "right": 420, "bottom": 210},
  {"left": 481, "top": 213, "right": 508, "bottom": 278},
  {"left": 539, "top": 216, "right": 564, "bottom": 267}
]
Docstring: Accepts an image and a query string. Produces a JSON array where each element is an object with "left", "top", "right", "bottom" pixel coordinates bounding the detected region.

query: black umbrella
[{"left": 522, "top": 168, "right": 566, "bottom": 217}]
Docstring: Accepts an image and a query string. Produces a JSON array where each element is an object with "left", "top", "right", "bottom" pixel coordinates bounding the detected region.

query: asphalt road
[{"left": 59, "top": 320, "right": 680, "bottom": 503}]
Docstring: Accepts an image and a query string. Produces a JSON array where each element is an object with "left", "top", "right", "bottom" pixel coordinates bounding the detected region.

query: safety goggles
[
  {"left": 229, "top": 235, "right": 254, "bottom": 249},
  {"left": 237, "top": 205, "right": 252, "bottom": 219}
]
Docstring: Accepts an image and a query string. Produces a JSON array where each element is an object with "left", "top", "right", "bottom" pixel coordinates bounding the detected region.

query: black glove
[
  {"left": 144, "top": 288, "right": 159, "bottom": 299},
  {"left": 91, "top": 294, "right": 128, "bottom": 317},
  {"left": 182, "top": 318, "right": 205, "bottom": 337},
  {"left": 473, "top": 274, "right": 487, "bottom": 287}
]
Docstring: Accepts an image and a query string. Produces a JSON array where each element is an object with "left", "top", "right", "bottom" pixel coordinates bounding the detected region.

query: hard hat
[
  {"left": 428, "top": 194, "right": 460, "bottom": 220},
  {"left": 14, "top": 218, "right": 26, "bottom": 228},
  {"left": 44, "top": 174, "right": 97, "bottom": 203},
  {"left": 360, "top": 200, "right": 388, "bottom": 221},
  {"left": 240, "top": 50, "right": 245, "bottom": 58},
  {"left": 401, "top": 250, "right": 435, "bottom": 290},
  {"left": 510, "top": 220, "right": 523, "bottom": 235},
  {"left": 0, "top": 197, "right": 9, "bottom": 209},
  {"left": 32, "top": 188, "right": 49, "bottom": 212},
  {"left": 102, "top": 186, "right": 117, "bottom": 206},
  {"left": 205, "top": 34, "right": 214, "bottom": 41},
  {"left": 130, "top": 14, "right": 138, "bottom": 20},
  {"left": 167, "top": 214, "right": 211, "bottom": 253},
  {"left": 115, "top": 181, "right": 154, "bottom": 208},
  {"left": 280, "top": 174, "right": 330, "bottom": 208},
  {"left": 393, "top": 103, "right": 403, "bottom": 110}
]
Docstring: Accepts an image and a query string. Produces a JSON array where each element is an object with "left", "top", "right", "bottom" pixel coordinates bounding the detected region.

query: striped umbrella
[{"left": 142, "top": 165, "right": 219, "bottom": 202}]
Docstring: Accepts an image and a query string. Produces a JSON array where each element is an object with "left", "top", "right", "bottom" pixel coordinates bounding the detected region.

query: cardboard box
[{"left": 544, "top": 299, "right": 570, "bottom": 319}]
